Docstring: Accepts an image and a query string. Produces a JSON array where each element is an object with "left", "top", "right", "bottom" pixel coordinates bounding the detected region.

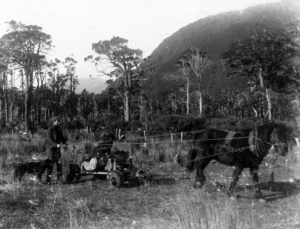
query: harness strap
[
  {"left": 225, "top": 131, "right": 236, "bottom": 144},
  {"left": 248, "top": 127, "right": 258, "bottom": 155}
]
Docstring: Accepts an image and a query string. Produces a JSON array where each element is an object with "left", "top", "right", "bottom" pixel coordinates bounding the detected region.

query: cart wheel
[{"left": 107, "top": 171, "right": 123, "bottom": 188}]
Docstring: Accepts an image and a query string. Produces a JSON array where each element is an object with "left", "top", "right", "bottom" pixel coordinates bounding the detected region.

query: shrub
[{"left": 148, "top": 115, "right": 207, "bottom": 134}]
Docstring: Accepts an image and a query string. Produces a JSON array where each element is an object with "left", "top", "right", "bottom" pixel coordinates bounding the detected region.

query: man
[{"left": 46, "top": 116, "right": 68, "bottom": 184}]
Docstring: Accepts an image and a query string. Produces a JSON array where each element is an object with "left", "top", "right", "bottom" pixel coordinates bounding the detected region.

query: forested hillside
[
  {"left": 0, "top": 0, "right": 299, "bottom": 134},
  {"left": 131, "top": 0, "right": 300, "bottom": 125},
  {"left": 91, "top": 0, "right": 299, "bottom": 97},
  {"left": 150, "top": 0, "right": 297, "bottom": 74}
]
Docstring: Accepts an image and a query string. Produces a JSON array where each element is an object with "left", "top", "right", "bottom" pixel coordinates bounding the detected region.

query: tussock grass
[
  {"left": 1, "top": 133, "right": 300, "bottom": 229},
  {"left": 174, "top": 192, "right": 239, "bottom": 229}
]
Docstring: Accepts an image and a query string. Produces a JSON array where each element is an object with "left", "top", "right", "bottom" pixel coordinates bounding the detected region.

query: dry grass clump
[
  {"left": 174, "top": 192, "right": 239, "bottom": 229},
  {"left": 173, "top": 184, "right": 300, "bottom": 229},
  {"left": 1, "top": 132, "right": 300, "bottom": 229}
]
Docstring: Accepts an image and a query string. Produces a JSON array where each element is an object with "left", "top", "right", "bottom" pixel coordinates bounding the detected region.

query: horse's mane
[
  {"left": 228, "top": 121, "right": 292, "bottom": 138},
  {"left": 260, "top": 121, "right": 294, "bottom": 140}
]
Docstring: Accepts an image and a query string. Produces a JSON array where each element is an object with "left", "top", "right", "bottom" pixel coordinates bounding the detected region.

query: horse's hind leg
[
  {"left": 194, "top": 158, "right": 210, "bottom": 189},
  {"left": 250, "top": 167, "right": 263, "bottom": 199},
  {"left": 228, "top": 165, "right": 243, "bottom": 197}
]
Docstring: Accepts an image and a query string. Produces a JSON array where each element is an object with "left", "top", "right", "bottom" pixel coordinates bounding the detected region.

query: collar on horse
[{"left": 248, "top": 126, "right": 281, "bottom": 161}]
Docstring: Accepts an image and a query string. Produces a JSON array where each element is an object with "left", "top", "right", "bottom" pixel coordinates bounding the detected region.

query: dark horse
[{"left": 178, "top": 123, "right": 289, "bottom": 199}]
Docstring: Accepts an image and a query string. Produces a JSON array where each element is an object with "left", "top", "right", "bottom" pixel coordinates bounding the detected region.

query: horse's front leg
[
  {"left": 228, "top": 165, "right": 243, "bottom": 197},
  {"left": 194, "top": 158, "right": 210, "bottom": 189},
  {"left": 268, "top": 171, "right": 275, "bottom": 191},
  {"left": 250, "top": 167, "right": 263, "bottom": 199}
]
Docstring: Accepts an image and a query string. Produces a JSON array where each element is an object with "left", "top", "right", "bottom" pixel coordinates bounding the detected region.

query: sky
[{"left": 0, "top": 0, "right": 282, "bottom": 79}]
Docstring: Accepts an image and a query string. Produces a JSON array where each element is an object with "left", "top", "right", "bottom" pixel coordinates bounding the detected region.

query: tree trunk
[
  {"left": 9, "top": 72, "right": 14, "bottom": 123},
  {"left": 172, "top": 94, "right": 177, "bottom": 114},
  {"left": 265, "top": 88, "right": 272, "bottom": 120},
  {"left": 124, "top": 89, "right": 130, "bottom": 122},
  {"left": 3, "top": 73, "right": 8, "bottom": 124},
  {"left": 93, "top": 94, "right": 98, "bottom": 119},
  {"left": 0, "top": 74, "right": 2, "bottom": 125},
  {"left": 199, "top": 91, "right": 203, "bottom": 117},
  {"left": 198, "top": 73, "right": 203, "bottom": 117},
  {"left": 4, "top": 86, "right": 8, "bottom": 122},
  {"left": 37, "top": 84, "right": 42, "bottom": 125},
  {"left": 9, "top": 97, "right": 13, "bottom": 123},
  {"left": 139, "top": 95, "right": 147, "bottom": 123},
  {"left": 257, "top": 67, "right": 272, "bottom": 120},
  {"left": 186, "top": 76, "right": 190, "bottom": 115},
  {"left": 25, "top": 88, "right": 29, "bottom": 132},
  {"left": 25, "top": 70, "right": 33, "bottom": 132}
]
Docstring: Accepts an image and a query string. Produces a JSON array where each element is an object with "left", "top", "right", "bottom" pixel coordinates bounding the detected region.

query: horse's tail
[{"left": 187, "top": 149, "right": 197, "bottom": 171}]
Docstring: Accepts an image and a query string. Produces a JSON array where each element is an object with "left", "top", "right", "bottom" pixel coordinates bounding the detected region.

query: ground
[{"left": 0, "top": 156, "right": 300, "bottom": 229}]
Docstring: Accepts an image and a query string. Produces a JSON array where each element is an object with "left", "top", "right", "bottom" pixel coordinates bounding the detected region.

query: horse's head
[{"left": 269, "top": 126, "right": 289, "bottom": 156}]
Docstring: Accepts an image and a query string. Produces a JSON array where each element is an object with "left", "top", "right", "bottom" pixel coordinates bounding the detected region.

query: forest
[{"left": 0, "top": 0, "right": 299, "bottom": 136}]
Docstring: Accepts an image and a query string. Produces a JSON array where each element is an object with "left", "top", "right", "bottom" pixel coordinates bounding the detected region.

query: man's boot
[{"left": 57, "top": 173, "right": 63, "bottom": 184}]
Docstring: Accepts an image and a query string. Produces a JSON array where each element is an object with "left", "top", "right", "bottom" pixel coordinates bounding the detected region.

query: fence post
[
  {"left": 144, "top": 130, "right": 147, "bottom": 141},
  {"left": 171, "top": 133, "right": 173, "bottom": 142},
  {"left": 181, "top": 132, "right": 183, "bottom": 142}
]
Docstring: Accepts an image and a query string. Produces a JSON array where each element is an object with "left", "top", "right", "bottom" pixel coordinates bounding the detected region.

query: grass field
[
  {"left": 1, "top": 152, "right": 300, "bottom": 229},
  {"left": 0, "top": 131, "right": 300, "bottom": 229}
]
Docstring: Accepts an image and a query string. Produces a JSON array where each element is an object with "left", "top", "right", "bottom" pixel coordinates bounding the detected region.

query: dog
[{"left": 14, "top": 159, "right": 53, "bottom": 182}]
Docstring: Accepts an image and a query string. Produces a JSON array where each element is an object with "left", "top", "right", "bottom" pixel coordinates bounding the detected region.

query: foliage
[
  {"left": 223, "top": 23, "right": 300, "bottom": 94},
  {"left": 148, "top": 115, "right": 207, "bottom": 134},
  {"left": 0, "top": 20, "right": 52, "bottom": 131},
  {"left": 223, "top": 22, "right": 300, "bottom": 120},
  {"left": 85, "top": 36, "right": 144, "bottom": 122}
]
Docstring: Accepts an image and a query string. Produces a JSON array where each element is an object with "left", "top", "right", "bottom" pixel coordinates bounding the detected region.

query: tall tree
[
  {"left": 0, "top": 21, "right": 52, "bottom": 131},
  {"left": 85, "top": 36, "right": 143, "bottom": 123},
  {"left": 47, "top": 59, "right": 69, "bottom": 117},
  {"left": 176, "top": 52, "right": 192, "bottom": 115},
  {"left": 179, "top": 47, "right": 211, "bottom": 117},
  {"left": 224, "top": 23, "right": 300, "bottom": 120},
  {"left": 63, "top": 56, "right": 79, "bottom": 120},
  {"left": 0, "top": 56, "right": 8, "bottom": 126}
]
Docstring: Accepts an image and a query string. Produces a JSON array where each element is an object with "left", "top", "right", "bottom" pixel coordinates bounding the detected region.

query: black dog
[{"left": 14, "top": 159, "right": 53, "bottom": 182}]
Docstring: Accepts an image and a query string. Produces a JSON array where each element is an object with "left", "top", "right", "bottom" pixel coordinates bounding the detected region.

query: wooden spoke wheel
[{"left": 107, "top": 170, "right": 123, "bottom": 188}]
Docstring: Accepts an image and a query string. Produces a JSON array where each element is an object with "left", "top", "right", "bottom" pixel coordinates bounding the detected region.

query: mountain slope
[
  {"left": 149, "top": 0, "right": 299, "bottom": 74},
  {"left": 76, "top": 77, "right": 107, "bottom": 93},
  {"left": 140, "top": 0, "right": 299, "bottom": 98}
]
